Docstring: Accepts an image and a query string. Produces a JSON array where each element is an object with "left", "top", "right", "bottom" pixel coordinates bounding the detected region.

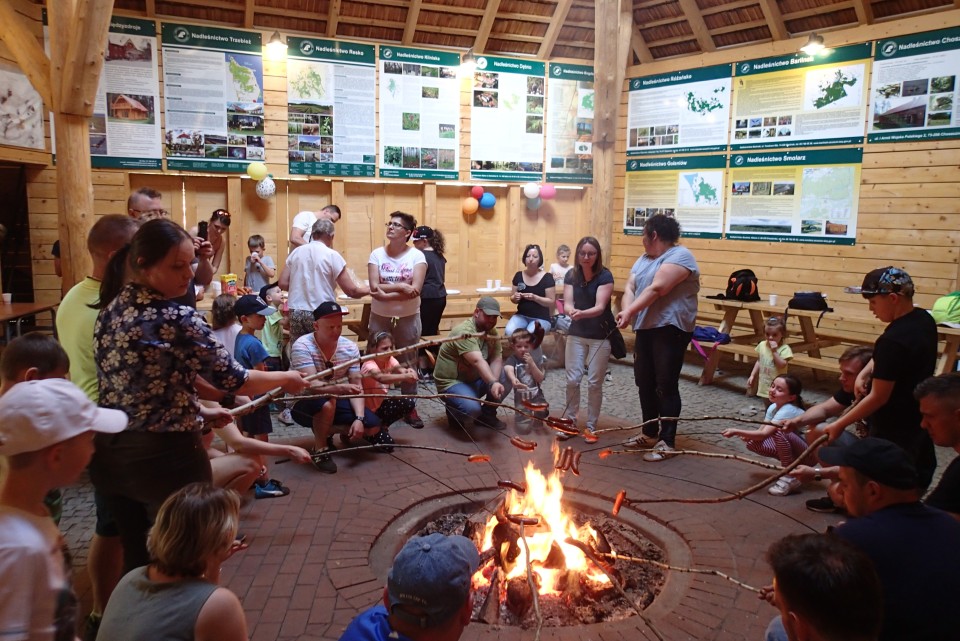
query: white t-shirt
[
  {"left": 368, "top": 246, "right": 426, "bottom": 318},
  {"left": 291, "top": 210, "right": 317, "bottom": 236},
  {"left": 212, "top": 324, "right": 241, "bottom": 359},
  {"left": 0, "top": 506, "right": 76, "bottom": 641},
  {"left": 285, "top": 241, "right": 347, "bottom": 312}
]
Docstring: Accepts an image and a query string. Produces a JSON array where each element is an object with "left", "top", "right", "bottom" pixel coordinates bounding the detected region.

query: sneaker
[
  {"left": 476, "top": 412, "right": 506, "bottom": 430},
  {"left": 279, "top": 408, "right": 294, "bottom": 425},
  {"left": 768, "top": 476, "right": 802, "bottom": 496},
  {"left": 404, "top": 408, "right": 425, "bottom": 429},
  {"left": 583, "top": 429, "right": 599, "bottom": 444},
  {"left": 372, "top": 430, "right": 396, "bottom": 453},
  {"left": 624, "top": 434, "right": 649, "bottom": 449},
  {"left": 643, "top": 440, "right": 676, "bottom": 462},
  {"left": 556, "top": 431, "right": 575, "bottom": 441},
  {"left": 605, "top": 371, "right": 613, "bottom": 382},
  {"left": 82, "top": 612, "right": 102, "bottom": 641},
  {"left": 806, "top": 495, "right": 843, "bottom": 513},
  {"left": 311, "top": 449, "right": 338, "bottom": 474},
  {"left": 254, "top": 479, "right": 288, "bottom": 499}
]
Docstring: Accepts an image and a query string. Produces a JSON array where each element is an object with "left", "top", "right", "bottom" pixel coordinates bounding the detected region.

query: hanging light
[
  {"left": 800, "top": 32, "right": 825, "bottom": 56},
  {"left": 460, "top": 47, "right": 477, "bottom": 74},
  {"left": 267, "top": 31, "right": 286, "bottom": 56}
]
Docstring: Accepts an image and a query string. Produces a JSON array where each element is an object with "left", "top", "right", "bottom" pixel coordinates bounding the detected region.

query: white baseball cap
[{"left": 0, "top": 379, "right": 128, "bottom": 456}]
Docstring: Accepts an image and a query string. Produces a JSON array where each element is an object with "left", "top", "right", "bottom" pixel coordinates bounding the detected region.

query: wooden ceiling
[{"left": 105, "top": 0, "right": 958, "bottom": 63}]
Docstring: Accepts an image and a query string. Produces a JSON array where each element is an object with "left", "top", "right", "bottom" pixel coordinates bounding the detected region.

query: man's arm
[
  {"left": 290, "top": 227, "right": 307, "bottom": 248},
  {"left": 277, "top": 264, "right": 290, "bottom": 291},
  {"left": 336, "top": 268, "right": 370, "bottom": 298},
  {"left": 463, "top": 350, "right": 505, "bottom": 399},
  {"left": 781, "top": 397, "right": 846, "bottom": 431},
  {"left": 825, "top": 378, "right": 894, "bottom": 440}
]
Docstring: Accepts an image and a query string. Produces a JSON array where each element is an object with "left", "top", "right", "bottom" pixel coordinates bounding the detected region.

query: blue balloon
[
  {"left": 526, "top": 196, "right": 542, "bottom": 211},
  {"left": 479, "top": 192, "right": 496, "bottom": 209}
]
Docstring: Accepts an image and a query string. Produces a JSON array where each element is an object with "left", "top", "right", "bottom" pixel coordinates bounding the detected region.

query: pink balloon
[
  {"left": 463, "top": 197, "right": 480, "bottom": 215},
  {"left": 539, "top": 184, "right": 557, "bottom": 200},
  {"left": 470, "top": 185, "right": 484, "bottom": 199}
]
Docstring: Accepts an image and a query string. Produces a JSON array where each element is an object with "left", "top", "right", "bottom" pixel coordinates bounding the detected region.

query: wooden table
[{"left": 0, "top": 301, "right": 59, "bottom": 343}]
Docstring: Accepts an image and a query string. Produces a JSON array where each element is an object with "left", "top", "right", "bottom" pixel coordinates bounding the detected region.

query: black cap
[
  {"left": 259, "top": 282, "right": 281, "bottom": 300},
  {"left": 234, "top": 295, "right": 276, "bottom": 317},
  {"left": 412, "top": 226, "right": 434, "bottom": 241},
  {"left": 844, "top": 267, "right": 914, "bottom": 297},
  {"left": 818, "top": 437, "right": 920, "bottom": 490},
  {"left": 312, "top": 301, "right": 350, "bottom": 320}
]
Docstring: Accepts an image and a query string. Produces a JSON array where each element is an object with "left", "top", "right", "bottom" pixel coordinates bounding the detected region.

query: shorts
[
  {"left": 291, "top": 397, "right": 378, "bottom": 428},
  {"left": 94, "top": 489, "right": 120, "bottom": 537},
  {"left": 241, "top": 406, "right": 274, "bottom": 436}
]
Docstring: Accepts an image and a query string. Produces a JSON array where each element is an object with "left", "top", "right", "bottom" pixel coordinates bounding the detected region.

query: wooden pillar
[{"left": 592, "top": 0, "right": 632, "bottom": 258}]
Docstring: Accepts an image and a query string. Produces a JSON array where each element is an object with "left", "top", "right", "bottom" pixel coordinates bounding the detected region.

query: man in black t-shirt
[
  {"left": 826, "top": 267, "right": 938, "bottom": 488},
  {"left": 915, "top": 373, "right": 960, "bottom": 518}
]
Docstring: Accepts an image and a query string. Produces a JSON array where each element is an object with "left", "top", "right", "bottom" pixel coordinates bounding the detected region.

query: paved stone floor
[{"left": 58, "top": 349, "right": 953, "bottom": 641}]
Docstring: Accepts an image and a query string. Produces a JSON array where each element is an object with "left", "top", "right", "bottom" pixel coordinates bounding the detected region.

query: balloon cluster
[
  {"left": 246, "top": 162, "right": 275, "bottom": 200},
  {"left": 522, "top": 182, "right": 556, "bottom": 211},
  {"left": 462, "top": 185, "right": 496, "bottom": 214}
]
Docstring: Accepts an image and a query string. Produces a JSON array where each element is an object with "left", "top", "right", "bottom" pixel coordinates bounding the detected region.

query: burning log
[
  {"left": 477, "top": 567, "right": 501, "bottom": 624},
  {"left": 593, "top": 528, "right": 613, "bottom": 554},
  {"left": 491, "top": 521, "right": 521, "bottom": 572},
  {"left": 506, "top": 576, "right": 535, "bottom": 618},
  {"left": 542, "top": 541, "right": 566, "bottom": 569}
]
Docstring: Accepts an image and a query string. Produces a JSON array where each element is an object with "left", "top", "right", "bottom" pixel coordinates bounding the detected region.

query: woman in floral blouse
[{"left": 90, "top": 219, "right": 310, "bottom": 572}]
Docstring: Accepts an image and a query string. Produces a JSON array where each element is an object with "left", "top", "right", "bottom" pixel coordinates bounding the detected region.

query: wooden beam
[
  {"left": 243, "top": 0, "right": 254, "bottom": 28},
  {"left": 327, "top": 0, "right": 341, "bottom": 36},
  {"left": 145, "top": 0, "right": 155, "bottom": 16},
  {"left": 56, "top": 0, "right": 114, "bottom": 116},
  {"left": 473, "top": 0, "right": 502, "bottom": 54},
  {"left": 700, "top": 0, "right": 760, "bottom": 16},
  {"left": 403, "top": 0, "right": 423, "bottom": 44},
  {"left": 851, "top": 0, "right": 874, "bottom": 24},
  {"left": 423, "top": 2, "right": 484, "bottom": 16},
  {"left": 756, "top": 0, "right": 788, "bottom": 39},
  {"left": 676, "top": 0, "right": 716, "bottom": 51},
  {"left": 537, "top": 0, "right": 574, "bottom": 60},
  {"left": 0, "top": 0, "right": 53, "bottom": 108},
  {"left": 782, "top": 2, "right": 855, "bottom": 21},
  {"left": 710, "top": 19, "right": 767, "bottom": 36},
  {"left": 631, "top": 30, "right": 654, "bottom": 64}
]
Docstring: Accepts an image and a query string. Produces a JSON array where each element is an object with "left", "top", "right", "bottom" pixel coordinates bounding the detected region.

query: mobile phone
[{"left": 198, "top": 221, "right": 208, "bottom": 241}]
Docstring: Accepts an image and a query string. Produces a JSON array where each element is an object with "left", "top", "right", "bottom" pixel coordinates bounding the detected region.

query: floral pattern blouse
[{"left": 95, "top": 283, "right": 248, "bottom": 433}]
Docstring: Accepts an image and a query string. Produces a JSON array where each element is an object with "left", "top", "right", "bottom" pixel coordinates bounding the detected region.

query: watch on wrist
[
  {"left": 221, "top": 393, "right": 236, "bottom": 408},
  {"left": 354, "top": 416, "right": 365, "bottom": 423}
]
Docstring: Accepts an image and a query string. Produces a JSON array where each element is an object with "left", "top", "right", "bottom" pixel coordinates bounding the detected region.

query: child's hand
[
  {"left": 721, "top": 428, "right": 737, "bottom": 438},
  {"left": 512, "top": 380, "right": 528, "bottom": 391},
  {"left": 522, "top": 353, "right": 534, "bottom": 366},
  {"left": 767, "top": 339, "right": 778, "bottom": 350}
]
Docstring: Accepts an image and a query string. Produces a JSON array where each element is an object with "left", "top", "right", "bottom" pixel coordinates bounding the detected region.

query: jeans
[
  {"left": 633, "top": 325, "right": 692, "bottom": 447},
  {"left": 564, "top": 335, "right": 611, "bottom": 432},
  {"left": 765, "top": 616, "right": 787, "bottom": 641},
  {"left": 505, "top": 314, "right": 552, "bottom": 336},
  {"left": 369, "top": 311, "right": 422, "bottom": 396},
  {"left": 442, "top": 379, "right": 498, "bottom": 422}
]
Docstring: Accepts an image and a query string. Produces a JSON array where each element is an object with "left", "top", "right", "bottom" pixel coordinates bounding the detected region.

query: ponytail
[{"left": 97, "top": 244, "right": 131, "bottom": 309}]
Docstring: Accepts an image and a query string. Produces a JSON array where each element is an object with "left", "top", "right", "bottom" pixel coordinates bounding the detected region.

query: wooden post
[{"left": 592, "top": 0, "right": 632, "bottom": 258}]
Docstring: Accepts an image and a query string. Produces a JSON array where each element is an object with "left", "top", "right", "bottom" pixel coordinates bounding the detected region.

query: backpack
[
  {"left": 785, "top": 291, "right": 833, "bottom": 328},
  {"left": 931, "top": 291, "right": 960, "bottom": 324},
  {"left": 725, "top": 269, "right": 760, "bottom": 302}
]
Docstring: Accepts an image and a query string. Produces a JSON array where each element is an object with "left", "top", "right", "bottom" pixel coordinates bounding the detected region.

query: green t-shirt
[
  {"left": 433, "top": 318, "right": 501, "bottom": 392},
  {"left": 261, "top": 310, "right": 284, "bottom": 358},
  {"left": 56, "top": 277, "right": 101, "bottom": 400}
]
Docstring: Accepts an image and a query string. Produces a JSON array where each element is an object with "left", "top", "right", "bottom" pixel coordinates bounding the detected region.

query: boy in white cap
[{"left": 0, "top": 379, "right": 128, "bottom": 641}]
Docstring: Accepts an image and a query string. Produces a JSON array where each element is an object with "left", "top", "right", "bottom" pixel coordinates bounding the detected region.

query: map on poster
[
  {"left": 0, "top": 63, "right": 44, "bottom": 151},
  {"left": 731, "top": 43, "right": 871, "bottom": 150},
  {"left": 162, "top": 23, "right": 264, "bottom": 172},
  {"left": 286, "top": 37, "right": 376, "bottom": 177},
  {"left": 545, "top": 63, "right": 593, "bottom": 183},
  {"left": 626, "top": 64, "right": 732, "bottom": 156},
  {"left": 471, "top": 55, "right": 546, "bottom": 181},
  {"left": 726, "top": 148, "right": 862, "bottom": 244},
  {"left": 623, "top": 155, "right": 726, "bottom": 238},
  {"left": 868, "top": 27, "right": 960, "bottom": 143},
  {"left": 378, "top": 45, "right": 460, "bottom": 180}
]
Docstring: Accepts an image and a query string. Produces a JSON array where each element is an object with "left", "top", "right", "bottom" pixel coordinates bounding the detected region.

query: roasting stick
[
  {"left": 604, "top": 552, "right": 761, "bottom": 593},
  {"left": 592, "top": 413, "right": 804, "bottom": 436},
  {"left": 517, "top": 523, "right": 544, "bottom": 641},
  {"left": 598, "top": 447, "right": 784, "bottom": 471}
]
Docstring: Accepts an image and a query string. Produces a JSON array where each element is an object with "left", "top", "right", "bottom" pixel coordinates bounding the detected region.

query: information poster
[
  {"left": 868, "top": 27, "right": 960, "bottom": 143},
  {"left": 731, "top": 43, "right": 871, "bottom": 150},
  {"left": 470, "top": 55, "right": 546, "bottom": 181},
  {"left": 286, "top": 37, "right": 376, "bottom": 176},
  {"left": 623, "top": 155, "right": 726, "bottom": 238},
  {"left": 626, "top": 64, "right": 732, "bottom": 157},
  {"left": 726, "top": 148, "right": 862, "bottom": 244},
  {"left": 545, "top": 62, "right": 593, "bottom": 183},
  {"left": 161, "top": 23, "right": 263, "bottom": 172},
  {"left": 0, "top": 62, "right": 44, "bottom": 150},
  {"left": 92, "top": 17, "right": 162, "bottom": 168},
  {"left": 379, "top": 45, "right": 460, "bottom": 180}
]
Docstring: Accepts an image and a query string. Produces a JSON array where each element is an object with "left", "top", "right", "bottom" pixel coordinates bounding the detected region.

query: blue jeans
[
  {"left": 442, "top": 379, "right": 497, "bottom": 422},
  {"left": 765, "top": 616, "right": 787, "bottom": 641},
  {"left": 633, "top": 325, "right": 692, "bottom": 447},
  {"left": 564, "top": 335, "right": 611, "bottom": 432},
  {"left": 505, "top": 314, "right": 551, "bottom": 336}
]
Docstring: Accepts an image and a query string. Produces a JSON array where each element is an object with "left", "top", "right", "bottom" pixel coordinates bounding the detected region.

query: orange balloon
[{"left": 463, "top": 197, "right": 480, "bottom": 214}]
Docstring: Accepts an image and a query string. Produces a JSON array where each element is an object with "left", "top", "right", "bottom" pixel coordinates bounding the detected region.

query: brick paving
[{"left": 58, "top": 347, "right": 953, "bottom": 640}]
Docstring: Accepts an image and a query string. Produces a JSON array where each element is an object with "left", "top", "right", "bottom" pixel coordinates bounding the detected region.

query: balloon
[
  {"left": 470, "top": 185, "right": 485, "bottom": 199},
  {"left": 539, "top": 184, "right": 557, "bottom": 200},
  {"left": 255, "top": 176, "right": 276, "bottom": 199},
  {"left": 523, "top": 182, "right": 540, "bottom": 199},
  {"left": 246, "top": 161, "right": 268, "bottom": 181},
  {"left": 479, "top": 192, "right": 496, "bottom": 209},
  {"left": 526, "top": 196, "right": 542, "bottom": 211},
  {"left": 462, "top": 197, "right": 479, "bottom": 215}
]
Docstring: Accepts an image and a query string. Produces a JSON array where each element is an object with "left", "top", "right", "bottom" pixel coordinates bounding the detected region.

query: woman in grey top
[{"left": 616, "top": 215, "right": 700, "bottom": 461}]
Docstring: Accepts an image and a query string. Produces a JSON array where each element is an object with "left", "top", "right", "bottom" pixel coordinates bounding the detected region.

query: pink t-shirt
[{"left": 361, "top": 357, "right": 400, "bottom": 411}]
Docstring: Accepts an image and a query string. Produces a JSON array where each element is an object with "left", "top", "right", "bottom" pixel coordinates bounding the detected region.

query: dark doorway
[{"left": 0, "top": 163, "right": 35, "bottom": 303}]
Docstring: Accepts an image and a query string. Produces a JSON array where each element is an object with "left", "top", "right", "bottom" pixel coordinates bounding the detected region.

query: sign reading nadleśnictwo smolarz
[
  {"left": 379, "top": 46, "right": 460, "bottom": 180},
  {"left": 626, "top": 64, "right": 732, "bottom": 157},
  {"left": 868, "top": 27, "right": 960, "bottom": 143},
  {"left": 546, "top": 63, "right": 593, "bottom": 184},
  {"left": 624, "top": 155, "right": 726, "bottom": 239},
  {"left": 92, "top": 17, "right": 162, "bottom": 169},
  {"left": 726, "top": 148, "right": 862, "bottom": 245},
  {"left": 471, "top": 55, "right": 546, "bottom": 181},
  {"left": 162, "top": 23, "right": 264, "bottom": 172},
  {"left": 287, "top": 37, "right": 376, "bottom": 177},
  {"left": 731, "top": 43, "right": 871, "bottom": 150}
]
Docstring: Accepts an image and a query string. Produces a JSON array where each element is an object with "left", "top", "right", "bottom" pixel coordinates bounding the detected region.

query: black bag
[
  {"left": 602, "top": 309, "right": 627, "bottom": 359},
  {"left": 785, "top": 291, "right": 833, "bottom": 327},
  {"left": 725, "top": 269, "right": 761, "bottom": 302}
]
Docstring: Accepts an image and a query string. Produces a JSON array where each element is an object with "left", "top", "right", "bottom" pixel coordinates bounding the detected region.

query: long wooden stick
[
  {"left": 599, "top": 447, "right": 784, "bottom": 471},
  {"left": 593, "top": 414, "right": 792, "bottom": 436},
  {"left": 518, "top": 524, "right": 543, "bottom": 641},
  {"left": 604, "top": 552, "right": 761, "bottom": 593}
]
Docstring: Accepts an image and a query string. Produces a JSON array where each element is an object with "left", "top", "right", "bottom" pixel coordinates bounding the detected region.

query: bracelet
[
  {"left": 814, "top": 467, "right": 823, "bottom": 482},
  {"left": 354, "top": 416, "right": 365, "bottom": 423},
  {"left": 221, "top": 393, "right": 236, "bottom": 408}
]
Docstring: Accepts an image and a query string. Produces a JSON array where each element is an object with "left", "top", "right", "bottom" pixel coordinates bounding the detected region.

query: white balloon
[
  {"left": 522, "top": 182, "right": 540, "bottom": 199},
  {"left": 256, "top": 176, "right": 276, "bottom": 200}
]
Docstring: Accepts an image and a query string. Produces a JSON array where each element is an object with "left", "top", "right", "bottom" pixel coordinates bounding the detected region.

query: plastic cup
[
  {"left": 209, "top": 281, "right": 222, "bottom": 296},
  {"left": 769, "top": 294, "right": 779, "bottom": 306},
  {"left": 495, "top": 279, "right": 502, "bottom": 289},
  {"left": 486, "top": 279, "right": 494, "bottom": 289},
  {"left": 1, "top": 293, "right": 11, "bottom": 304}
]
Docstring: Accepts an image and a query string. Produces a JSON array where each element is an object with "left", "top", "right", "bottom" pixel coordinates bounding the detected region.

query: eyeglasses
[
  {"left": 133, "top": 208, "right": 170, "bottom": 221},
  {"left": 578, "top": 251, "right": 597, "bottom": 258},
  {"left": 385, "top": 222, "right": 409, "bottom": 230}
]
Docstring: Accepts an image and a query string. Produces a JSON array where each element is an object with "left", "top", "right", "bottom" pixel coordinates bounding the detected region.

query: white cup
[
  {"left": 209, "top": 281, "right": 222, "bottom": 296},
  {"left": 495, "top": 279, "right": 502, "bottom": 289},
  {"left": 1, "top": 293, "right": 11, "bottom": 304},
  {"left": 486, "top": 279, "right": 494, "bottom": 289},
  {"left": 769, "top": 294, "right": 779, "bottom": 306}
]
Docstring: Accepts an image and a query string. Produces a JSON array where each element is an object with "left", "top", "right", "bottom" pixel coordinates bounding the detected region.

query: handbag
[
  {"left": 602, "top": 309, "right": 627, "bottom": 359},
  {"left": 785, "top": 291, "right": 833, "bottom": 327}
]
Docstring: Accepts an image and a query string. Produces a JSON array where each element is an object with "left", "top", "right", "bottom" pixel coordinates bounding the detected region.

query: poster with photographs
[
  {"left": 162, "top": 23, "right": 263, "bottom": 172},
  {"left": 623, "top": 155, "right": 726, "bottom": 238},
  {"left": 868, "top": 27, "right": 960, "bottom": 143},
  {"left": 726, "top": 148, "right": 862, "bottom": 244},
  {"left": 470, "top": 55, "right": 546, "bottom": 181},
  {"left": 731, "top": 44, "right": 871, "bottom": 150},
  {"left": 626, "top": 64, "right": 732, "bottom": 157},
  {"left": 545, "top": 62, "right": 593, "bottom": 183},
  {"left": 378, "top": 45, "right": 460, "bottom": 180},
  {"left": 286, "top": 37, "right": 376, "bottom": 176},
  {"left": 0, "top": 62, "right": 44, "bottom": 151},
  {"left": 90, "top": 17, "right": 162, "bottom": 168}
]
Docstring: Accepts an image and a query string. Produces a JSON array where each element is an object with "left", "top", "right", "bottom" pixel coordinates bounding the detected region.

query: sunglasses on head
[{"left": 212, "top": 209, "right": 232, "bottom": 225}]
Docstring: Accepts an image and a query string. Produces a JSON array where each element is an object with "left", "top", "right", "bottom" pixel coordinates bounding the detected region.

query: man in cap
[
  {"left": 0, "top": 379, "right": 128, "bottom": 641},
  {"left": 433, "top": 297, "right": 506, "bottom": 430},
  {"left": 290, "top": 301, "right": 379, "bottom": 473},
  {"left": 914, "top": 373, "right": 960, "bottom": 518},
  {"left": 339, "top": 533, "right": 479, "bottom": 641},
  {"left": 824, "top": 267, "right": 938, "bottom": 487}
]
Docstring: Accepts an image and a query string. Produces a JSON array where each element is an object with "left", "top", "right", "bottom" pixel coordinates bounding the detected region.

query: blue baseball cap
[{"left": 387, "top": 533, "right": 480, "bottom": 628}]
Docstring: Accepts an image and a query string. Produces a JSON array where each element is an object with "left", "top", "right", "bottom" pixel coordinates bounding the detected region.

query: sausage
[
  {"left": 507, "top": 514, "right": 541, "bottom": 526},
  {"left": 554, "top": 447, "right": 570, "bottom": 470},
  {"left": 497, "top": 480, "right": 526, "bottom": 493},
  {"left": 468, "top": 453, "right": 491, "bottom": 463},
  {"left": 598, "top": 449, "right": 613, "bottom": 459},
  {"left": 612, "top": 490, "right": 627, "bottom": 515},
  {"left": 509, "top": 436, "right": 537, "bottom": 451},
  {"left": 570, "top": 451, "right": 583, "bottom": 476}
]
